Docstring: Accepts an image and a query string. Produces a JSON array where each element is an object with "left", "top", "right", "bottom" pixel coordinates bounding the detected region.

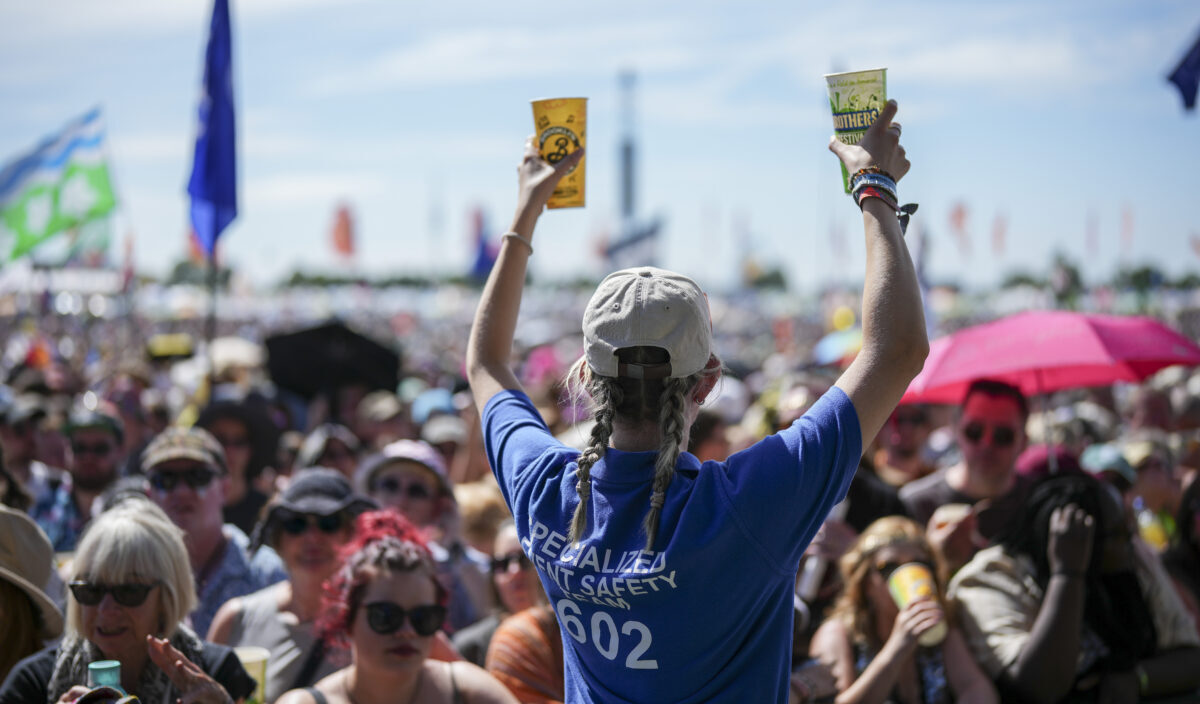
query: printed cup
[
  {"left": 234, "top": 646, "right": 270, "bottom": 704},
  {"left": 824, "top": 68, "right": 887, "bottom": 193},
  {"left": 531, "top": 97, "right": 587, "bottom": 209},
  {"left": 886, "top": 562, "right": 947, "bottom": 647},
  {"left": 87, "top": 660, "right": 121, "bottom": 690}
]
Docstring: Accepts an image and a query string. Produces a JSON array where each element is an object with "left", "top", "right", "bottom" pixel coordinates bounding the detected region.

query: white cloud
[
  {"left": 246, "top": 171, "right": 390, "bottom": 204},
  {"left": 307, "top": 22, "right": 701, "bottom": 95}
]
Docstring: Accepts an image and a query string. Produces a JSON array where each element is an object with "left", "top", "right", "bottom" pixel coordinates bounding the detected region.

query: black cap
[
  {"left": 251, "top": 468, "right": 376, "bottom": 549},
  {"left": 63, "top": 407, "right": 124, "bottom": 444}
]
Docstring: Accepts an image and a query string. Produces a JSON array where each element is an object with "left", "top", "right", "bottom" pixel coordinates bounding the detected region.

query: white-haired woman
[
  {"left": 466, "top": 100, "right": 927, "bottom": 701},
  {"left": 0, "top": 499, "right": 255, "bottom": 703}
]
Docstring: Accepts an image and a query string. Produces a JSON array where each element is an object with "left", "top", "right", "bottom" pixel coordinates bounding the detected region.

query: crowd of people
[{"left": 0, "top": 102, "right": 1199, "bottom": 703}]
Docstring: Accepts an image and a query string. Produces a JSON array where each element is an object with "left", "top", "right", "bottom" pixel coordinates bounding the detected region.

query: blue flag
[
  {"left": 187, "top": 0, "right": 237, "bottom": 258},
  {"left": 1168, "top": 29, "right": 1200, "bottom": 110}
]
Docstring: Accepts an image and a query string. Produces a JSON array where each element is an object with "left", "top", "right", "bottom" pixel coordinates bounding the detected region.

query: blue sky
[{"left": 1, "top": 0, "right": 1197, "bottom": 293}]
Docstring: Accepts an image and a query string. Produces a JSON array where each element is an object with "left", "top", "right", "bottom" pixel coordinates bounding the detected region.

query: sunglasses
[
  {"left": 148, "top": 467, "right": 216, "bottom": 492},
  {"left": 279, "top": 512, "right": 346, "bottom": 536},
  {"left": 363, "top": 601, "right": 446, "bottom": 637},
  {"left": 961, "top": 422, "right": 1017, "bottom": 448},
  {"left": 373, "top": 477, "right": 434, "bottom": 500},
  {"left": 69, "top": 580, "right": 159, "bottom": 607},
  {"left": 491, "top": 552, "right": 532, "bottom": 575},
  {"left": 72, "top": 441, "right": 114, "bottom": 456},
  {"left": 874, "top": 559, "right": 934, "bottom": 581}
]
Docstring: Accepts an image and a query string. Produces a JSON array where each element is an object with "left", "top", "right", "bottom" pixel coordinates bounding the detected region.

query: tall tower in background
[{"left": 619, "top": 70, "right": 636, "bottom": 222}]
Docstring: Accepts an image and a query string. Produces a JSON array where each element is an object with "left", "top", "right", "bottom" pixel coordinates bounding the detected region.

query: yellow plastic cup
[
  {"left": 886, "top": 562, "right": 947, "bottom": 647},
  {"left": 234, "top": 646, "right": 270, "bottom": 704},
  {"left": 531, "top": 97, "right": 587, "bottom": 209},
  {"left": 824, "top": 68, "right": 887, "bottom": 193}
]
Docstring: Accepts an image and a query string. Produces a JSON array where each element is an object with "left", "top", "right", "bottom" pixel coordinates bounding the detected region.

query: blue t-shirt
[{"left": 483, "top": 386, "right": 861, "bottom": 703}]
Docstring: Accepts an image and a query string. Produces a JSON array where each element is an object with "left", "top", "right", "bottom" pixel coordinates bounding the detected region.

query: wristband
[
  {"left": 1136, "top": 664, "right": 1149, "bottom": 695},
  {"left": 849, "top": 171, "right": 898, "bottom": 197},
  {"left": 501, "top": 232, "right": 534, "bottom": 255},
  {"left": 855, "top": 186, "right": 898, "bottom": 211}
]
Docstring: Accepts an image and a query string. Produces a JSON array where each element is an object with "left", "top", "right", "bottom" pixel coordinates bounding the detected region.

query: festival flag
[
  {"left": 186, "top": 0, "right": 237, "bottom": 259},
  {"left": 1085, "top": 210, "right": 1099, "bottom": 256},
  {"left": 1121, "top": 205, "right": 1134, "bottom": 254},
  {"left": 991, "top": 213, "right": 1007, "bottom": 256},
  {"left": 1168, "top": 29, "right": 1200, "bottom": 110},
  {"left": 331, "top": 204, "right": 355, "bottom": 258},
  {"left": 468, "top": 207, "right": 497, "bottom": 282},
  {"left": 1191, "top": 233, "right": 1200, "bottom": 260},
  {"left": 948, "top": 201, "right": 970, "bottom": 258},
  {"left": 0, "top": 108, "right": 117, "bottom": 261}
]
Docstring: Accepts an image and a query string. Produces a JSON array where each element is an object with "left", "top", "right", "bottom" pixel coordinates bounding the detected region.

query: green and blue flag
[{"left": 0, "top": 108, "right": 117, "bottom": 261}]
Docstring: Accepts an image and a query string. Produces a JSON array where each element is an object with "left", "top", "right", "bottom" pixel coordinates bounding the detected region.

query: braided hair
[{"left": 566, "top": 347, "right": 717, "bottom": 551}]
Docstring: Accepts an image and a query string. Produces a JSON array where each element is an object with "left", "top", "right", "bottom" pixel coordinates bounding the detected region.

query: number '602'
[{"left": 555, "top": 598, "right": 658, "bottom": 670}]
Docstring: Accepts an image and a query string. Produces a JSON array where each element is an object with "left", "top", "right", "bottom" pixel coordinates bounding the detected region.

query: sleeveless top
[
  {"left": 853, "top": 642, "right": 950, "bottom": 704},
  {"left": 227, "top": 584, "right": 340, "bottom": 703},
  {"left": 303, "top": 663, "right": 464, "bottom": 704}
]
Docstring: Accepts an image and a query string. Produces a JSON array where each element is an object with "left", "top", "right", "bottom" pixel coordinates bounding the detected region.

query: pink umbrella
[{"left": 901, "top": 311, "right": 1200, "bottom": 404}]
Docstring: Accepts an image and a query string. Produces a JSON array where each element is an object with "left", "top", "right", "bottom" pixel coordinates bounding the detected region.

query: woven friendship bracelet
[
  {"left": 501, "top": 232, "right": 534, "bottom": 255},
  {"left": 855, "top": 186, "right": 898, "bottom": 211},
  {"left": 850, "top": 171, "right": 898, "bottom": 197}
]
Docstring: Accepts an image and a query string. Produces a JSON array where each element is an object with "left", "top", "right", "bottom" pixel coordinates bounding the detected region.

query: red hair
[{"left": 316, "top": 509, "right": 447, "bottom": 647}]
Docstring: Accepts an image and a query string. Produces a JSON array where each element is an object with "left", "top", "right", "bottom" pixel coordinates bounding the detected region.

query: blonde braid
[
  {"left": 642, "top": 376, "right": 690, "bottom": 551},
  {"left": 569, "top": 374, "right": 622, "bottom": 545}
]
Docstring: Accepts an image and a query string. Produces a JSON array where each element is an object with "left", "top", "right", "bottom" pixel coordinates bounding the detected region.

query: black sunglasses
[
  {"left": 364, "top": 601, "right": 446, "bottom": 637},
  {"left": 71, "top": 441, "right": 114, "bottom": 456},
  {"left": 491, "top": 552, "right": 532, "bottom": 574},
  {"left": 373, "top": 477, "right": 434, "bottom": 500},
  {"left": 148, "top": 467, "right": 216, "bottom": 492},
  {"left": 874, "top": 559, "right": 934, "bottom": 581},
  {"left": 69, "top": 580, "right": 159, "bottom": 607},
  {"left": 279, "top": 512, "right": 346, "bottom": 536},
  {"left": 961, "top": 422, "right": 1017, "bottom": 448}
]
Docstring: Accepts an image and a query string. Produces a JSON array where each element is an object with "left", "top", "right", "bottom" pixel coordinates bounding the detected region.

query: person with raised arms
[{"left": 466, "top": 99, "right": 926, "bottom": 702}]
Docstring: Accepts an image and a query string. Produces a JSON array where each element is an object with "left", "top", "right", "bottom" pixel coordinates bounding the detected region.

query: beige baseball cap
[{"left": 583, "top": 267, "right": 712, "bottom": 380}]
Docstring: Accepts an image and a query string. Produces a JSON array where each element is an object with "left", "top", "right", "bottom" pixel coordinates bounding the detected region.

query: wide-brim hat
[
  {"left": 583, "top": 267, "right": 713, "bottom": 380},
  {"left": 0, "top": 505, "right": 64, "bottom": 639},
  {"left": 252, "top": 467, "right": 376, "bottom": 549}
]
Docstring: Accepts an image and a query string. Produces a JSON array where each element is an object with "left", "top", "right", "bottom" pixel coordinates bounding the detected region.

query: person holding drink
[
  {"left": 808, "top": 517, "right": 997, "bottom": 703},
  {"left": 465, "top": 97, "right": 927, "bottom": 700}
]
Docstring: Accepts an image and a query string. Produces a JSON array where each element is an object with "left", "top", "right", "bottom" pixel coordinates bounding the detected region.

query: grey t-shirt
[{"left": 899, "top": 468, "right": 1029, "bottom": 541}]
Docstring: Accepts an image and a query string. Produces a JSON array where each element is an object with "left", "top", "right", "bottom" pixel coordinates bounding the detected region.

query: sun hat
[
  {"left": 251, "top": 468, "right": 377, "bottom": 549},
  {"left": 0, "top": 504, "right": 64, "bottom": 638},
  {"left": 355, "top": 438, "right": 452, "bottom": 497},
  {"left": 357, "top": 390, "right": 404, "bottom": 424},
  {"left": 422, "top": 413, "right": 467, "bottom": 447},
  {"left": 142, "top": 426, "right": 228, "bottom": 474},
  {"left": 583, "top": 267, "right": 713, "bottom": 379}
]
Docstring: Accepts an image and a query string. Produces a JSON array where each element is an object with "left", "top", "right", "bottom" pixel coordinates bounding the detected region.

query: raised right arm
[{"left": 830, "top": 100, "right": 928, "bottom": 450}]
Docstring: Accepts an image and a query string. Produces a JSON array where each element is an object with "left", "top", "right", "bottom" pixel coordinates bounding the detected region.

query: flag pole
[{"left": 206, "top": 248, "right": 218, "bottom": 393}]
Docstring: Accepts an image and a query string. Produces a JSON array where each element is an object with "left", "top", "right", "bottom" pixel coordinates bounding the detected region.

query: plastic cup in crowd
[
  {"left": 886, "top": 562, "right": 948, "bottom": 647},
  {"left": 824, "top": 68, "right": 887, "bottom": 192},
  {"left": 531, "top": 97, "right": 587, "bottom": 208},
  {"left": 234, "top": 646, "right": 270, "bottom": 704}
]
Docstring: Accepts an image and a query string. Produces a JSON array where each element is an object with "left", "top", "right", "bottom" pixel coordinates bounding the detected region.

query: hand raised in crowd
[
  {"left": 885, "top": 598, "right": 945, "bottom": 656},
  {"left": 510, "top": 136, "right": 584, "bottom": 236},
  {"left": 146, "top": 635, "right": 234, "bottom": 704},
  {"left": 1047, "top": 503, "right": 1095, "bottom": 577},
  {"left": 827, "top": 99, "right": 910, "bottom": 182}
]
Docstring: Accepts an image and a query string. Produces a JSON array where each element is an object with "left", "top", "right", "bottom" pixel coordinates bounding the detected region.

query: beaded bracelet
[
  {"left": 501, "top": 232, "right": 534, "bottom": 255},
  {"left": 850, "top": 165, "right": 897, "bottom": 181}
]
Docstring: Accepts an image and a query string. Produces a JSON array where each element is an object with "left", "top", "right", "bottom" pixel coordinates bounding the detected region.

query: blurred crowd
[{"left": 1, "top": 290, "right": 1199, "bottom": 703}]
